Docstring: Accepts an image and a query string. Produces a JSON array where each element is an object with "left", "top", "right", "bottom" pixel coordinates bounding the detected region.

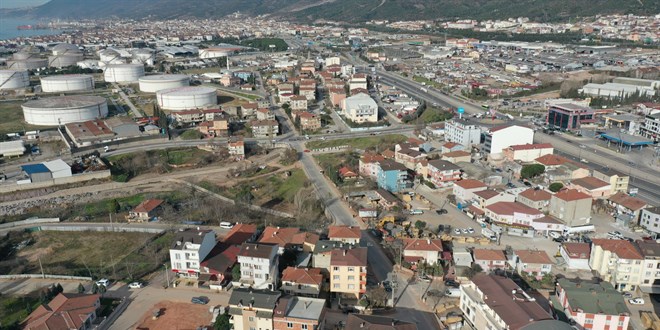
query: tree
[
  {"left": 549, "top": 182, "right": 564, "bottom": 192},
  {"left": 446, "top": 194, "right": 456, "bottom": 205},
  {"left": 77, "top": 283, "right": 85, "bottom": 293},
  {"left": 414, "top": 220, "right": 427, "bottom": 231},
  {"left": 366, "top": 287, "right": 389, "bottom": 308},
  {"left": 462, "top": 264, "right": 483, "bottom": 279},
  {"left": 521, "top": 164, "right": 545, "bottom": 179},
  {"left": 91, "top": 283, "right": 99, "bottom": 294},
  {"left": 214, "top": 312, "right": 231, "bottom": 330},
  {"left": 98, "top": 284, "right": 107, "bottom": 295},
  {"left": 55, "top": 283, "right": 64, "bottom": 295},
  {"left": 231, "top": 264, "right": 241, "bottom": 280}
]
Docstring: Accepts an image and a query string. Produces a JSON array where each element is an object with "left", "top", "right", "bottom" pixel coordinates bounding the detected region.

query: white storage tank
[
  {"left": 22, "top": 95, "right": 108, "bottom": 126},
  {"left": 99, "top": 49, "right": 121, "bottom": 63},
  {"left": 48, "top": 54, "right": 84, "bottom": 68},
  {"left": 104, "top": 63, "right": 145, "bottom": 83},
  {"left": 41, "top": 75, "right": 94, "bottom": 93},
  {"left": 156, "top": 86, "right": 217, "bottom": 111},
  {"left": 51, "top": 43, "right": 80, "bottom": 56},
  {"left": 139, "top": 74, "right": 189, "bottom": 93},
  {"left": 7, "top": 58, "right": 48, "bottom": 70},
  {"left": 0, "top": 70, "right": 30, "bottom": 90}
]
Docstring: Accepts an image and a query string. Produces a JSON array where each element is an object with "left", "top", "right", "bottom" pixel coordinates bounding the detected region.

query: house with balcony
[
  {"left": 228, "top": 137, "right": 245, "bottom": 161},
  {"left": 403, "top": 239, "right": 444, "bottom": 265},
  {"left": 460, "top": 274, "right": 552, "bottom": 330},
  {"left": 554, "top": 278, "right": 630, "bottom": 330},
  {"left": 169, "top": 229, "right": 216, "bottom": 278},
  {"left": 568, "top": 176, "right": 612, "bottom": 199},
  {"left": 592, "top": 168, "right": 630, "bottom": 195},
  {"left": 312, "top": 241, "right": 358, "bottom": 275},
  {"left": 549, "top": 189, "right": 592, "bottom": 228},
  {"left": 394, "top": 144, "right": 427, "bottom": 170},
  {"left": 328, "top": 226, "right": 361, "bottom": 245},
  {"left": 330, "top": 248, "right": 368, "bottom": 299},
  {"left": 298, "top": 112, "right": 321, "bottom": 132},
  {"left": 22, "top": 293, "right": 101, "bottom": 330},
  {"left": 359, "top": 153, "right": 385, "bottom": 180},
  {"left": 516, "top": 188, "right": 552, "bottom": 212},
  {"left": 427, "top": 159, "right": 461, "bottom": 187},
  {"left": 509, "top": 249, "right": 553, "bottom": 278},
  {"left": 640, "top": 206, "right": 660, "bottom": 239},
  {"left": 376, "top": 159, "right": 411, "bottom": 193},
  {"left": 636, "top": 240, "right": 660, "bottom": 294},
  {"left": 250, "top": 119, "right": 279, "bottom": 138},
  {"left": 228, "top": 288, "right": 281, "bottom": 330},
  {"left": 257, "top": 108, "right": 276, "bottom": 121},
  {"left": 485, "top": 202, "right": 544, "bottom": 237},
  {"left": 590, "top": 239, "right": 644, "bottom": 291},
  {"left": 559, "top": 243, "right": 591, "bottom": 270},
  {"left": 273, "top": 296, "right": 326, "bottom": 330},
  {"left": 280, "top": 267, "right": 323, "bottom": 297},
  {"left": 472, "top": 249, "right": 507, "bottom": 272},
  {"left": 290, "top": 95, "right": 308, "bottom": 111},
  {"left": 452, "top": 179, "right": 487, "bottom": 203},
  {"left": 237, "top": 242, "right": 279, "bottom": 290}
]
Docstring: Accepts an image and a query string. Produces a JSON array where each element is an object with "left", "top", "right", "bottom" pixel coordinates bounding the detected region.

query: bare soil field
[{"left": 135, "top": 300, "right": 211, "bottom": 330}]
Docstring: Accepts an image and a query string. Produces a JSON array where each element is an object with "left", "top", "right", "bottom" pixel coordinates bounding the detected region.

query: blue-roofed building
[
  {"left": 376, "top": 159, "right": 411, "bottom": 193},
  {"left": 599, "top": 129, "right": 654, "bottom": 152},
  {"left": 21, "top": 163, "right": 52, "bottom": 183}
]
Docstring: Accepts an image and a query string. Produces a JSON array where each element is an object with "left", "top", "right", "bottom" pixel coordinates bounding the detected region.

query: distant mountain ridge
[{"left": 12, "top": 0, "right": 660, "bottom": 22}]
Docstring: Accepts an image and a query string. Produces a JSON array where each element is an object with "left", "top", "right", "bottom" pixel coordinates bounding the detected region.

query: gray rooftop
[
  {"left": 274, "top": 296, "right": 325, "bottom": 321},
  {"left": 23, "top": 95, "right": 106, "bottom": 109},
  {"left": 228, "top": 288, "right": 281, "bottom": 310},
  {"left": 557, "top": 278, "right": 630, "bottom": 316}
]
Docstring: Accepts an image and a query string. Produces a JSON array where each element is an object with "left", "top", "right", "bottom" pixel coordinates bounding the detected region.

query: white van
[
  {"left": 445, "top": 287, "right": 461, "bottom": 297},
  {"left": 219, "top": 222, "right": 234, "bottom": 229},
  {"left": 409, "top": 210, "right": 424, "bottom": 215}
]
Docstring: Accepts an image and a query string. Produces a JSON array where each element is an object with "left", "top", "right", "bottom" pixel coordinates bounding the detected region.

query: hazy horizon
[{"left": 0, "top": 0, "right": 49, "bottom": 8}]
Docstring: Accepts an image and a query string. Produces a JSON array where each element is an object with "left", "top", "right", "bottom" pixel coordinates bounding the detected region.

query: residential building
[
  {"left": 607, "top": 192, "right": 648, "bottom": 221},
  {"left": 549, "top": 189, "right": 592, "bottom": 228},
  {"left": 228, "top": 137, "right": 245, "bottom": 160},
  {"left": 349, "top": 73, "right": 368, "bottom": 91},
  {"left": 228, "top": 288, "right": 281, "bottom": 330},
  {"left": 474, "top": 190, "right": 516, "bottom": 209},
  {"left": 590, "top": 239, "right": 644, "bottom": 291},
  {"left": 359, "top": 153, "right": 384, "bottom": 180},
  {"left": 640, "top": 112, "right": 660, "bottom": 142},
  {"left": 485, "top": 201, "right": 544, "bottom": 230},
  {"left": 198, "top": 116, "right": 229, "bottom": 137},
  {"left": 375, "top": 189, "right": 400, "bottom": 210},
  {"left": 441, "top": 141, "right": 464, "bottom": 153},
  {"left": 328, "top": 88, "right": 346, "bottom": 108},
  {"left": 280, "top": 267, "right": 323, "bottom": 297},
  {"left": 636, "top": 240, "right": 660, "bottom": 293},
  {"left": 546, "top": 103, "right": 596, "bottom": 131},
  {"left": 250, "top": 119, "right": 279, "bottom": 138},
  {"left": 299, "top": 86, "right": 316, "bottom": 101},
  {"left": 223, "top": 223, "right": 258, "bottom": 245},
  {"left": 532, "top": 215, "right": 565, "bottom": 236},
  {"left": 126, "top": 199, "right": 163, "bottom": 222},
  {"left": 330, "top": 248, "right": 368, "bottom": 299},
  {"left": 484, "top": 125, "right": 534, "bottom": 156},
  {"left": 402, "top": 238, "right": 444, "bottom": 265},
  {"left": 441, "top": 150, "right": 472, "bottom": 163},
  {"left": 517, "top": 188, "right": 552, "bottom": 212},
  {"left": 200, "top": 244, "right": 240, "bottom": 285},
  {"left": 259, "top": 227, "right": 318, "bottom": 254},
  {"left": 534, "top": 154, "right": 571, "bottom": 170},
  {"left": 22, "top": 293, "right": 100, "bottom": 330},
  {"left": 298, "top": 112, "right": 321, "bottom": 132},
  {"left": 460, "top": 274, "right": 552, "bottom": 330},
  {"left": 503, "top": 143, "right": 554, "bottom": 162},
  {"left": 376, "top": 159, "right": 411, "bottom": 193},
  {"left": 509, "top": 250, "right": 553, "bottom": 277},
  {"left": 427, "top": 159, "right": 461, "bottom": 187},
  {"left": 555, "top": 278, "right": 630, "bottom": 330},
  {"left": 559, "top": 243, "right": 591, "bottom": 270},
  {"left": 257, "top": 108, "right": 276, "bottom": 121},
  {"left": 545, "top": 162, "right": 590, "bottom": 183},
  {"left": 345, "top": 314, "right": 417, "bottom": 330},
  {"left": 640, "top": 207, "right": 660, "bottom": 238},
  {"left": 273, "top": 296, "right": 326, "bottom": 330},
  {"left": 170, "top": 229, "right": 216, "bottom": 278},
  {"left": 568, "top": 176, "right": 611, "bottom": 198},
  {"left": 452, "top": 179, "right": 487, "bottom": 203},
  {"left": 472, "top": 248, "right": 507, "bottom": 272},
  {"left": 312, "top": 241, "right": 357, "bottom": 274},
  {"left": 592, "top": 168, "right": 630, "bottom": 195},
  {"left": 341, "top": 93, "right": 378, "bottom": 123},
  {"left": 338, "top": 167, "right": 358, "bottom": 181},
  {"left": 327, "top": 226, "right": 361, "bottom": 245},
  {"left": 394, "top": 145, "right": 427, "bottom": 170},
  {"left": 290, "top": 95, "right": 308, "bottom": 111},
  {"left": 237, "top": 242, "right": 279, "bottom": 290},
  {"left": 444, "top": 119, "right": 481, "bottom": 148},
  {"left": 173, "top": 108, "right": 223, "bottom": 124}
]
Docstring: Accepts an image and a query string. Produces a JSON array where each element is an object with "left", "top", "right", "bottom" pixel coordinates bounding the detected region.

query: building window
[
  {"left": 333, "top": 284, "right": 340, "bottom": 289},
  {"left": 287, "top": 322, "right": 293, "bottom": 328},
  {"left": 348, "top": 276, "right": 355, "bottom": 281},
  {"left": 585, "top": 319, "right": 593, "bottom": 324},
  {"left": 248, "top": 317, "right": 255, "bottom": 322},
  {"left": 618, "top": 321, "right": 624, "bottom": 326},
  {"left": 348, "top": 267, "right": 355, "bottom": 272},
  {"left": 348, "top": 284, "right": 355, "bottom": 290},
  {"left": 302, "top": 325, "right": 308, "bottom": 330},
  {"left": 174, "top": 253, "right": 181, "bottom": 260},
  {"left": 333, "top": 275, "right": 340, "bottom": 280},
  {"left": 333, "top": 267, "right": 339, "bottom": 271}
]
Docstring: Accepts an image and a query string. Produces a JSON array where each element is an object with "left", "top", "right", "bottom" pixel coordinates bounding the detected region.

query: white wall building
[
  {"left": 444, "top": 119, "right": 481, "bottom": 148},
  {"left": 640, "top": 207, "right": 660, "bottom": 238},
  {"left": 341, "top": 93, "right": 378, "bottom": 123},
  {"left": 169, "top": 229, "right": 216, "bottom": 278},
  {"left": 237, "top": 242, "right": 279, "bottom": 290},
  {"left": 484, "top": 125, "right": 534, "bottom": 156}
]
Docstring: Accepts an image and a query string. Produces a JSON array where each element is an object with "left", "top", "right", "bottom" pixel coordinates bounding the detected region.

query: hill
[{"left": 13, "top": 0, "right": 660, "bottom": 22}]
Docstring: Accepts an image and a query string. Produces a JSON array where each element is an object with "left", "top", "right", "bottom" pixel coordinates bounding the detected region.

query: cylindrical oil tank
[
  {"left": 103, "top": 63, "right": 145, "bottom": 83},
  {"left": 156, "top": 86, "right": 217, "bottom": 111},
  {"left": 51, "top": 43, "right": 80, "bottom": 56},
  {"left": 6, "top": 58, "right": 48, "bottom": 70},
  {"left": 41, "top": 74, "right": 94, "bottom": 92},
  {"left": 0, "top": 70, "right": 30, "bottom": 90},
  {"left": 139, "top": 74, "right": 189, "bottom": 93},
  {"left": 48, "top": 53, "right": 84, "bottom": 68},
  {"left": 22, "top": 95, "right": 108, "bottom": 125},
  {"left": 99, "top": 49, "right": 120, "bottom": 63}
]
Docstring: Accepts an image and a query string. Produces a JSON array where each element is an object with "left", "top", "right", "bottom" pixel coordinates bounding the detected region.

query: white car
[
  {"left": 629, "top": 298, "right": 645, "bottom": 305},
  {"left": 128, "top": 282, "right": 143, "bottom": 289},
  {"left": 461, "top": 228, "right": 469, "bottom": 234},
  {"left": 96, "top": 279, "right": 110, "bottom": 287},
  {"left": 549, "top": 232, "right": 561, "bottom": 239},
  {"left": 454, "top": 228, "right": 461, "bottom": 235},
  {"left": 219, "top": 222, "right": 234, "bottom": 229},
  {"left": 467, "top": 228, "right": 475, "bottom": 234}
]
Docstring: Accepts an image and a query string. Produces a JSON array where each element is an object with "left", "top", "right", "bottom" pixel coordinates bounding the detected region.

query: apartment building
[
  {"left": 559, "top": 243, "right": 591, "bottom": 270},
  {"left": 517, "top": 188, "right": 552, "bottom": 212},
  {"left": 640, "top": 112, "right": 660, "bottom": 142},
  {"left": 427, "top": 159, "right": 461, "bottom": 187},
  {"left": 568, "top": 176, "right": 612, "bottom": 199},
  {"left": 273, "top": 296, "right": 326, "bottom": 330},
  {"left": 228, "top": 288, "right": 281, "bottom": 330},
  {"left": 592, "top": 168, "right": 629, "bottom": 195},
  {"left": 327, "top": 226, "right": 361, "bottom": 245},
  {"left": 590, "top": 239, "right": 644, "bottom": 291},
  {"left": 444, "top": 119, "right": 481, "bottom": 148},
  {"left": 228, "top": 137, "right": 245, "bottom": 160},
  {"left": 472, "top": 248, "right": 507, "bottom": 272},
  {"left": 298, "top": 112, "right": 321, "bottom": 131},
  {"left": 637, "top": 240, "right": 660, "bottom": 293},
  {"left": 249, "top": 119, "right": 279, "bottom": 138},
  {"left": 376, "top": 159, "right": 411, "bottom": 193},
  {"left": 290, "top": 95, "right": 308, "bottom": 111},
  {"left": 359, "top": 153, "right": 385, "bottom": 180},
  {"left": 280, "top": 267, "right": 323, "bottom": 297},
  {"left": 555, "top": 278, "right": 630, "bottom": 330},
  {"left": 452, "top": 179, "right": 487, "bottom": 203},
  {"left": 237, "top": 242, "right": 279, "bottom": 290},
  {"left": 169, "top": 229, "right": 216, "bottom": 278},
  {"left": 549, "top": 189, "right": 592, "bottom": 228},
  {"left": 483, "top": 125, "right": 534, "bottom": 156},
  {"left": 640, "top": 206, "right": 660, "bottom": 238},
  {"left": 460, "top": 274, "right": 551, "bottom": 330},
  {"left": 330, "top": 248, "right": 368, "bottom": 299},
  {"left": 312, "top": 241, "right": 358, "bottom": 275}
]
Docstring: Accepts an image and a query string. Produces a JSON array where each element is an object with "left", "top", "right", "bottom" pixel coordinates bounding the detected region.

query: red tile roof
[
  {"left": 487, "top": 202, "right": 543, "bottom": 216},
  {"left": 259, "top": 226, "right": 301, "bottom": 248},
  {"left": 518, "top": 188, "right": 552, "bottom": 202},
  {"left": 473, "top": 249, "right": 506, "bottom": 261},
  {"left": 443, "top": 142, "right": 459, "bottom": 149},
  {"left": 281, "top": 267, "right": 323, "bottom": 286},
  {"left": 554, "top": 189, "right": 591, "bottom": 202},
  {"left": 515, "top": 250, "right": 553, "bottom": 264},
  {"left": 330, "top": 247, "right": 368, "bottom": 266},
  {"left": 403, "top": 238, "right": 443, "bottom": 252},
  {"left": 338, "top": 167, "right": 358, "bottom": 178},
  {"left": 571, "top": 176, "right": 610, "bottom": 190},
  {"left": 535, "top": 154, "right": 570, "bottom": 166},
  {"left": 361, "top": 153, "right": 385, "bottom": 164},
  {"left": 592, "top": 239, "right": 643, "bottom": 259},
  {"left": 133, "top": 199, "right": 163, "bottom": 213},
  {"left": 474, "top": 189, "right": 501, "bottom": 200},
  {"left": 22, "top": 293, "right": 100, "bottom": 330},
  {"left": 223, "top": 223, "right": 257, "bottom": 245},
  {"left": 562, "top": 243, "right": 590, "bottom": 259},
  {"left": 328, "top": 226, "right": 361, "bottom": 239},
  {"left": 608, "top": 192, "right": 647, "bottom": 211},
  {"left": 454, "top": 179, "right": 487, "bottom": 189}
]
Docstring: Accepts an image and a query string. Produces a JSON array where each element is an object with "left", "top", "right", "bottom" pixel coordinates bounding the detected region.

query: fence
[
  {"left": 0, "top": 217, "right": 59, "bottom": 229},
  {"left": 0, "top": 274, "right": 92, "bottom": 281},
  {"left": 0, "top": 170, "right": 111, "bottom": 194},
  {"left": 97, "top": 297, "right": 131, "bottom": 330},
  {"left": 39, "top": 225, "right": 165, "bottom": 234}
]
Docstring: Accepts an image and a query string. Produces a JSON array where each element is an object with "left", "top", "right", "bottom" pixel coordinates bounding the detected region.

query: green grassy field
[
  {"left": 306, "top": 134, "right": 407, "bottom": 150},
  {"left": 0, "top": 295, "right": 41, "bottom": 329},
  {"left": 0, "top": 101, "right": 53, "bottom": 135},
  {"left": 206, "top": 168, "right": 307, "bottom": 206}
]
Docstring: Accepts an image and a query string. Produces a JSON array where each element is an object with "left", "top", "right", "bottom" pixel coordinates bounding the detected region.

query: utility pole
[
  {"left": 164, "top": 264, "right": 170, "bottom": 288},
  {"left": 109, "top": 213, "right": 114, "bottom": 232},
  {"left": 38, "top": 257, "right": 45, "bottom": 279}
]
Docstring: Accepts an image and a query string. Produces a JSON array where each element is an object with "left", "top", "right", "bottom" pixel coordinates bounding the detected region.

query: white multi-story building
[
  {"left": 637, "top": 240, "right": 660, "bottom": 293},
  {"left": 341, "top": 93, "right": 378, "bottom": 123},
  {"left": 640, "top": 207, "right": 660, "bottom": 238},
  {"left": 444, "top": 119, "right": 481, "bottom": 148},
  {"left": 483, "top": 125, "right": 534, "bottom": 156},
  {"left": 640, "top": 113, "right": 660, "bottom": 142},
  {"left": 169, "top": 229, "right": 216, "bottom": 278},
  {"left": 590, "top": 239, "right": 644, "bottom": 291},
  {"left": 237, "top": 242, "right": 279, "bottom": 290}
]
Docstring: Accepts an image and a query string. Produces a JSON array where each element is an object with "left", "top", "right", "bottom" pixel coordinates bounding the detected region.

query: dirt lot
[{"left": 136, "top": 300, "right": 211, "bottom": 330}]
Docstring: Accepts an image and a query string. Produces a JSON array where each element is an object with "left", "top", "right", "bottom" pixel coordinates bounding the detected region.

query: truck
[
  {"left": 420, "top": 87, "right": 428, "bottom": 93},
  {"left": 481, "top": 227, "right": 498, "bottom": 241}
]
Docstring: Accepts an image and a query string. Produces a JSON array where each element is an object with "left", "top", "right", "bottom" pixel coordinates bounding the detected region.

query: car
[
  {"left": 607, "top": 231, "right": 623, "bottom": 239},
  {"left": 467, "top": 228, "right": 475, "bottom": 234},
  {"left": 629, "top": 298, "right": 645, "bottom": 305},
  {"left": 549, "top": 232, "right": 561, "bottom": 239},
  {"left": 191, "top": 296, "right": 210, "bottom": 305},
  {"left": 419, "top": 275, "right": 432, "bottom": 282},
  {"left": 128, "top": 282, "right": 143, "bottom": 289},
  {"left": 96, "top": 279, "right": 110, "bottom": 287},
  {"left": 581, "top": 236, "right": 592, "bottom": 244},
  {"left": 579, "top": 144, "right": 586, "bottom": 149},
  {"left": 552, "top": 236, "right": 566, "bottom": 243},
  {"left": 454, "top": 228, "right": 461, "bottom": 235},
  {"left": 444, "top": 280, "right": 459, "bottom": 288},
  {"left": 435, "top": 209, "right": 448, "bottom": 215},
  {"left": 523, "top": 181, "right": 532, "bottom": 187},
  {"left": 304, "top": 149, "right": 310, "bottom": 153},
  {"left": 219, "top": 222, "right": 234, "bottom": 229},
  {"left": 461, "top": 228, "right": 469, "bottom": 234},
  {"left": 506, "top": 182, "right": 516, "bottom": 188},
  {"left": 622, "top": 292, "right": 633, "bottom": 299}
]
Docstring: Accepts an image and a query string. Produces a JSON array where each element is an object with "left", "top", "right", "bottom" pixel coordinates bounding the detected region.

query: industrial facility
[
  {"left": 0, "top": 70, "right": 30, "bottom": 90},
  {"left": 139, "top": 74, "right": 190, "bottom": 93},
  {"left": 156, "top": 86, "right": 217, "bottom": 111},
  {"left": 103, "top": 63, "right": 145, "bottom": 83},
  {"left": 6, "top": 57, "right": 48, "bottom": 70},
  {"left": 22, "top": 95, "right": 108, "bottom": 126},
  {"left": 40, "top": 74, "right": 94, "bottom": 93}
]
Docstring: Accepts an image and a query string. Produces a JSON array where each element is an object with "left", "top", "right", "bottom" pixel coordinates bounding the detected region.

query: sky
[{"left": 0, "top": 0, "right": 49, "bottom": 8}]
